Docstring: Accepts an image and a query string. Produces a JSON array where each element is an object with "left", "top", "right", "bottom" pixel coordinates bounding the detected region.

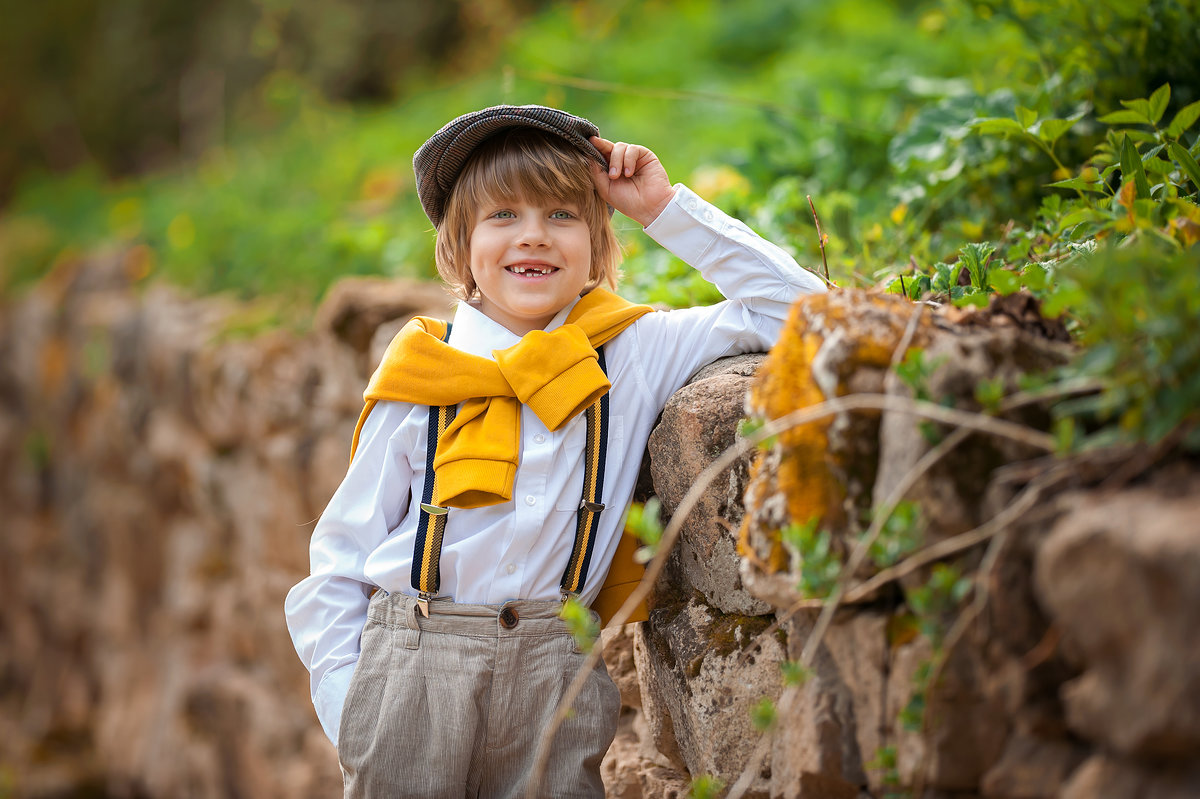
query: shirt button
[
  {"left": 525, "top": 495, "right": 536, "bottom": 506},
  {"left": 533, "top": 433, "right": 546, "bottom": 444},
  {"left": 506, "top": 563, "right": 516, "bottom": 575}
]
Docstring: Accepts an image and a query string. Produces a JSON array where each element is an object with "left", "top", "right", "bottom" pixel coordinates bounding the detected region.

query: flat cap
[{"left": 413, "top": 104, "right": 607, "bottom": 227}]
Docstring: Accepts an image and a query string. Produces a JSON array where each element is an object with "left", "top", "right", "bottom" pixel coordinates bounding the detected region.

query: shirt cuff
[
  {"left": 315, "top": 659, "right": 357, "bottom": 747},
  {"left": 642, "top": 184, "right": 722, "bottom": 265}
]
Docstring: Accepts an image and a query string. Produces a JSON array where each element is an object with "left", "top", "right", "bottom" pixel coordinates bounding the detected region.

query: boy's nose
[{"left": 515, "top": 218, "right": 550, "bottom": 246}]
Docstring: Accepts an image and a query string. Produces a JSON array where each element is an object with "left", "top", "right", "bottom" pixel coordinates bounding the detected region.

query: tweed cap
[{"left": 413, "top": 104, "right": 608, "bottom": 227}]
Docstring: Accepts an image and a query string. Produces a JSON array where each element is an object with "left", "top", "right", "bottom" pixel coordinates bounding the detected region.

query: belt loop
[{"left": 404, "top": 600, "right": 422, "bottom": 650}]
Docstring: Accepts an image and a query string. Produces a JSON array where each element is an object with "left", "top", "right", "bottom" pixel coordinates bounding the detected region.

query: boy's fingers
[
  {"left": 622, "top": 144, "right": 642, "bottom": 177},
  {"left": 589, "top": 135, "right": 614, "bottom": 156},
  {"left": 608, "top": 142, "right": 627, "bottom": 178}
]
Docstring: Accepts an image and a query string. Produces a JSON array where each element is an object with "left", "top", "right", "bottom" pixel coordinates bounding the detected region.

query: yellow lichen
[{"left": 740, "top": 291, "right": 934, "bottom": 574}]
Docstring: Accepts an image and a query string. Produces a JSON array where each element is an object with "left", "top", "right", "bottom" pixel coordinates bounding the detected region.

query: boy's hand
[{"left": 589, "top": 136, "right": 676, "bottom": 227}]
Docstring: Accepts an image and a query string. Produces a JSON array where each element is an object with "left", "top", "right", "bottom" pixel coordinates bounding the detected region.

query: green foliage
[
  {"left": 904, "top": 564, "right": 973, "bottom": 646},
  {"left": 868, "top": 501, "right": 925, "bottom": 569},
  {"left": 1050, "top": 244, "right": 1200, "bottom": 449},
  {"left": 866, "top": 745, "right": 903, "bottom": 796},
  {"left": 780, "top": 659, "right": 811, "bottom": 687},
  {"left": 750, "top": 697, "right": 777, "bottom": 732},
  {"left": 0, "top": 0, "right": 1042, "bottom": 307},
  {"left": 626, "top": 498, "right": 663, "bottom": 565},
  {"left": 688, "top": 774, "right": 726, "bottom": 799},
  {"left": 899, "top": 660, "right": 933, "bottom": 732},
  {"left": 559, "top": 596, "right": 599, "bottom": 654},
  {"left": 781, "top": 518, "right": 842, "bottom": 599}
]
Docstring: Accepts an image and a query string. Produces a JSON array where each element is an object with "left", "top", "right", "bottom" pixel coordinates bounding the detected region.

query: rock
[
  {"left": 634, "top": 591, "right": 785, "bottom": 793},
  {"left": 770, "top": 611, "right": 877, "bottom": 796},
  {"left": 314, "top": 276, "right": 454, "bottom": 357},
  {"left": 648, "top": 353, "right": 770, "bottom": 615},
  {"left": 603, "top": 624, "right": 643, "bottom": 711},
  {"left": 979, "top": 731, "right": 1087, "bottom": 798},
  {"left": 739, "top": 291, "right": 939, "bottom": 602},
  {"left": 1059, "top": 754, "right": 1200, "bottom": 799},
  {"left": 1034, "top": 470, "right": 1200, "bottom": 760}
]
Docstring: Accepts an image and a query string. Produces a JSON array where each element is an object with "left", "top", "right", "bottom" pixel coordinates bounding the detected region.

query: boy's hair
[{"left": 434, "top": 128, "right": 621, "bottom": 301}]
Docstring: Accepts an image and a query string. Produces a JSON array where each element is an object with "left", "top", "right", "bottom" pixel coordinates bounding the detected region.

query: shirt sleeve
[
  {"left": 283, "top": 399, "right": 417, "bottom": 745},
  {"left": 633, "top": 183, "right": 827, "bottom": 408}
]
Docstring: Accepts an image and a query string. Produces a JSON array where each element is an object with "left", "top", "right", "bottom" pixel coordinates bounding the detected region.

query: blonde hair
[{"left": 434, "top": 128, "right": 621, "bottom": 301}]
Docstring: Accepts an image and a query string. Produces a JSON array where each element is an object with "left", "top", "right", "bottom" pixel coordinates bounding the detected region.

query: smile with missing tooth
[{"left": 506, "top": 265, "right": 558, "bottom": 275}]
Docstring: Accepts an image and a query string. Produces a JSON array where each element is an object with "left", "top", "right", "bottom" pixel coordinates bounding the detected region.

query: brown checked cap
[{"left": 413, "top": 104, "right": 608, "bottom": 227}]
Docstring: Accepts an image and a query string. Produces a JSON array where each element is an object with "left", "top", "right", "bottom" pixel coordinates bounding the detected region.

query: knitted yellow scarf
[{"left": 351, "top": 287, "right": 654, "bottom": 508}]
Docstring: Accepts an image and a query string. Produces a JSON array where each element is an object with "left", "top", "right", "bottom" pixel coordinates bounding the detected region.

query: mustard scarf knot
[{"left": 350, "top": 288, "right": 654, "bottom": 508}]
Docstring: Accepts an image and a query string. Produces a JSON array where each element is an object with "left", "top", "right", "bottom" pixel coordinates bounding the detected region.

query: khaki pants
[{"left": 338, "top": 591, "right": 620, "bottom": 799}]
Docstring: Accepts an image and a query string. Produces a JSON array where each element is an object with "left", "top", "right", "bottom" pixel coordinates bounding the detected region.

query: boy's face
[{"left": 469, "top": 194, "right": 593, "bottom": 336}]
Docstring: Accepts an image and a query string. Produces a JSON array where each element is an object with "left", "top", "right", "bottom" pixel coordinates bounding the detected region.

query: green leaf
[
  {"left": 959, "top": 241, "right": 996, "bottom": 290},
  {"left": 1046, "top": 176, "right": 1107, "bottom": 193},
  {"left": 989, "top": 269, "right": 1020, "bottom": 295},
  {"left": 1121, "top": 97, "right": 1154, "bottom": 121},
  {"left": 1057, "top": 207, "right": 1108, "bottom": 232},
  {"left": 781, "top": 660, "right": 811, "bottom": 686},
  {"left": 1121, "top": 135, "right": 1153, "bottom": 199},
  {"left": 1168, "top": 141, "right": 1200, "bottom": 190},
  {"left": 1037, "top": 117, "right": 1079, "bottom": 145},
  {"left": 953, "top": 291, "right": 990, "bottom": 309},
  {"left": 1148, "top": 84, "right": 1170, "bottom": 124},
  {"left": 1098, "top": 109, "right": 1153, "bottom": 126},
  {"left": 1021, "top": 263, "right": 1048, "bottom": 291},
  {"left": 1123, "top": 129, "right": 1157, "bottom": 144},
  {"left": 971, "top": 117, "right": 1027, "bottom": 137},
  {"left": 1166, "top": 100, "right": 1200, "bottom": 138},
  {"left": 1143, "top": 157, "right": 1175, "bottom": 176},
  {"left": 750, "top": 697, "right": 777, "bottom": 732},
  {"left": 1015, "top": 105, "right": 1037, "bottom": 129}
]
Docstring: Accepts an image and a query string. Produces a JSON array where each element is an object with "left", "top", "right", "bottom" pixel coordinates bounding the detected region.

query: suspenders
[{"left": 411, "top": 343, "right": 609, "bottom": 617}]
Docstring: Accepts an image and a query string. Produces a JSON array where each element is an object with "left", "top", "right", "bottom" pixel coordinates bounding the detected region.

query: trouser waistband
[{"left": 367, "top": 591, "right": 585, "bottom": 639}]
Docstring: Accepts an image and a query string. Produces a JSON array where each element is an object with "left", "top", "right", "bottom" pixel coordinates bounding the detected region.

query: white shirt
[{"left": 285, "top": 184, "right": 827, "bottom": 743}]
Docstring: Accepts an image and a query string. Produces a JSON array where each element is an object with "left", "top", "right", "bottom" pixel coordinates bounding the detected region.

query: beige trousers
[{"left": 338, "top": 591, "right": 620, "bottom": 799}]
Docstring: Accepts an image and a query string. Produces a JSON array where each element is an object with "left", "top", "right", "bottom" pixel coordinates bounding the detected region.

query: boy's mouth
[{"left": 505, "top": 264, "right": 558, "bottom": 276}]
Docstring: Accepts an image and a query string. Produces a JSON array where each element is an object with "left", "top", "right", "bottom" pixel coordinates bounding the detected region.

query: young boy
[{"left": 284, "top": 105, "right": 826, "bottom": 797}]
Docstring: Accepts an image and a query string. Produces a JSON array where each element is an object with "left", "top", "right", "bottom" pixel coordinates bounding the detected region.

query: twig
[
  {"left": 524, "top": 392, "right": 1056, "bottom": 797},
  {"left": 807, "top": 195, "right": 832, "bottom": 286}
]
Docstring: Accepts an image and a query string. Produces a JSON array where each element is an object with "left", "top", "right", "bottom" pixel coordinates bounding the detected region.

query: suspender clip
[
  {"left": 560, "top": 589, "right": 579, "bottom": 605},
  {"left": 417, "top": 592, "right": 434, "bottom": 618},
  {"left": 419, "top": 503, "right": 449, "bottom": 516},
  {"left": 579, "top": 500, "right": 605, "bottom": 513}
]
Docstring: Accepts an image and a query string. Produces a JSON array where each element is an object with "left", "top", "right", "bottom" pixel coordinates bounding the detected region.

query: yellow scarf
[{"left": 351, "top": 288, "right": 653, "bottom": 508}]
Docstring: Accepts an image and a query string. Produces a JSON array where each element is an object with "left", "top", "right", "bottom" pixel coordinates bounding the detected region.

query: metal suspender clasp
[
  {"left": 579, "top": 500, "right": 605, "bottom": 513},
  {"left": 560, "top": 589, "right": 579, "bottom": 605},
  {"left": 417, "top": 592, "right": 433, "bottom": 618}
]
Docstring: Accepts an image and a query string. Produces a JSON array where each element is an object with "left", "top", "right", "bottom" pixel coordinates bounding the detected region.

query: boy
[{"left": 284, "top": 105, "right": 826, "bottom": 797}]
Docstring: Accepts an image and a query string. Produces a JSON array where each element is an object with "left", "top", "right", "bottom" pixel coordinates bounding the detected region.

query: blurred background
[
  {"left": 2, "top": 1, "right": 1199, "bottom": 797},
  {"left": 3, "top": 0, "right": 1196, "bottom": 315}
]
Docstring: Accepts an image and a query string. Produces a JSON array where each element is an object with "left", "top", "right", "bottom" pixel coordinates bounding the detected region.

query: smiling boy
[{"left": 285, "top": 105, "right": 826, "bottom": 798}]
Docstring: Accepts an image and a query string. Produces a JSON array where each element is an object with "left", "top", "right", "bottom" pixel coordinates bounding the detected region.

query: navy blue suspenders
[{"left": 411, "top": 343, "right": 609, "bottom": 617}]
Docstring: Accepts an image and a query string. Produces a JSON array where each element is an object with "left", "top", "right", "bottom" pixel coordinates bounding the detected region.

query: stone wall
[
  {"left": 3, "top": 259, "right": 1199, "bottom": 799},
  {"left": 634, "top": 290, "right": 1200, "bottom": 798},
  {"left": 0, "top": 256, "right": 452, "bottom": 798}
]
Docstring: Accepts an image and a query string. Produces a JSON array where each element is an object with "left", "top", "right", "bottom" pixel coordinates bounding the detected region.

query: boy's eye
[
  {"left": 551, "top": 210, "right": 575, "bottom": 220},
  {"left": 492, "top": 210, "right": 516, "bottom": 219}
]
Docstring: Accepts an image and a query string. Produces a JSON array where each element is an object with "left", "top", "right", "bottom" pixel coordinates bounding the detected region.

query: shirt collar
[{"left": 447, "top": 297, "right": 581, "bottom": 360}]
